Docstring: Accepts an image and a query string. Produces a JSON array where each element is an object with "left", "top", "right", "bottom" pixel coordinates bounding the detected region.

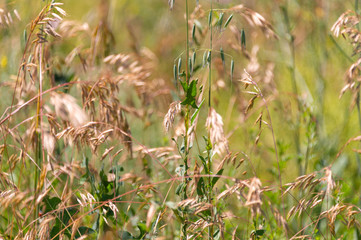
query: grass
[{"left": 1, "top": 0, "right": 361, "bottom": 239}]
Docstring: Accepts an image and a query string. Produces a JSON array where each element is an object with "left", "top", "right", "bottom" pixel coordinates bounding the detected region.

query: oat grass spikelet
[
  {"left": 206, "top": 107, "right": 229, "bottom": 155},
  {"left": 164, "top": 101, "right": 181, "bottom": 132}
]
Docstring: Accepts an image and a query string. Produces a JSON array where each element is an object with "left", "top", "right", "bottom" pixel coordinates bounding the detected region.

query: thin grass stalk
[
  {"left": 34, "top": 0, "right": 50, "bottom": 222},
  {"left": 281, "top": 2, "right": 302, "bottom": 174},
  {"left": 354, "top": 0, "right": 361, "bottom": 129},
  {"left": 247, "top": 76, "right": 286, "bottom": 237},
  {"left": 181, "top": 0, "right": 190, "bottom": 239},
  {"left": 354, "top": 0, "right": 361, "bottom": 181},
  {"left": 34, "top": 37, "right": 44, "bottom": 225},
  {"left": 207, "top": 1, "right": 214, "bottom": 239},
  {"left": 261, "top": 96, "right": 285, "bottom": 235}
]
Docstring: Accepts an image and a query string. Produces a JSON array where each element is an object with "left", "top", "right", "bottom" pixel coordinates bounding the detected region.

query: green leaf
[
  {"left": 220, "top": 47, "right": 225, "bottom": 66},
  {"left": 202, "top": 51, "right": 207, "bottom": 67},
  {"left": 207, "top": 50, "right": 212, "bottom": 64},
  {"left": 178, "top": 57, "right": 182, "bottom": 74},
  {"left": 255, "top": 229, "right": 266, "bottom": 236},
  {"left": 199, "top": 155, "right": 208, "bottom": 173},
  {"left": 241, "top": 28, "right": 246, "bottom": 48},
  {"left": 191, "top": 99, "right": 204, "bottom": 124},
  {"left": 189, "top": 57, "right": 193, "bottom": 75},
  {"left": 120, "top": 231, "right": 135, "bottom": 240},
  {"left": 137, "top": 222, "right": 148, "bottom": 239},
  {"left": 212, "top": 169, "right": 224, "bottom": 188},
  {"left": 82, "top": 156, "right": 97, "bottom": 194},
  {"left": 218, "top": 12, "right": 224, "bottom": 27},
  {"left": 224, "top": 14, "right": 233, "bottom": 28},
  {"left": 175, "top": 165, "right": 186, "bottom": 177},
  {"left": 173, "top": 64, "right": 178, "bottom": 83},
  {"left": 0, "top": 215, "right": 8, "bottom": 232},
  {"left": 21, "top": 30, "right": 27, "bottom": 51},
  {"left": 175, "top": 182, "right": 186, "bottom": 196},
  {"left": 196, "top": 177, "right": 205, "bottom": 196},
  {"left": 192, "top": 52, "right": 196, "bottom": 67},
  {"left": 213, "top": 229, "right": 221, "bottom": 240},
  {"left": 43, "top": 196, "right": 61, "bottom": 214},
  {"left": 181, "top": 79, "right": 198, "bottom": 108},
  {"left": 208, "top": 10, "right": 213, "bottom": 27},
  {"left": 61, "top": 207, "right": 77, "bottom": 226},
  {"left": 50, "top": 225, "right": 61, "bottom": 240},
  {"left": 204, "top": 136, "right": 212, "bottom": 151},
  {"left": 192, "top": 23, "right": 196, "bottom": 42},
  {"left": 180, "top": 80, "right": 188, "bottom": 92},
  {"left": 231, "top": 59, "right": 234, "bottom": 82}
]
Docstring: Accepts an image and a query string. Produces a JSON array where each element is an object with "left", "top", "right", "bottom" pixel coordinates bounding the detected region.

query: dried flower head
[
  {"left": 206, "top": 107, "right": 229, "bottom": 155},
  {"left": 230, "top": 5, "right": 277, "bottom": 39},
  {"left": 163, "top": 101, "right": 181, "bottom": 132}
]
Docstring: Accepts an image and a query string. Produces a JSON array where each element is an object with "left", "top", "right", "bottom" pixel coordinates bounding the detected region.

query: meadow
[{"left": 1, "top": 0, "right": 361, "bottom": 239}]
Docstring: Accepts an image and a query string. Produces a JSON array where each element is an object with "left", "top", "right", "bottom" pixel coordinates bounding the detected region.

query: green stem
[
  {"left": 281, "top": 3, "right": 302, "bottom": 174},
  {"left": 329, "top": 35, "right": 354, "bottom": 63},
  {"left": 208, "top": 1, "right": 214, "bottom": 239},
  {"left": 186, "top": 0, "right": 189, "bottom": 85},
  {"left": 208, "top": 6, "right": 212, "bottom": 109},
  {"left": 181, "top": 1, "right": 190, "bottom": 239}
]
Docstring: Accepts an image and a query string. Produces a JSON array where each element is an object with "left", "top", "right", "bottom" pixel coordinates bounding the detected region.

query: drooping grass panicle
[
  {"left": 206, "top": 107, "right": 229, "bottom": 156},
  {"left": 164, "top": 101, "right": 181, "bottom": 132}
]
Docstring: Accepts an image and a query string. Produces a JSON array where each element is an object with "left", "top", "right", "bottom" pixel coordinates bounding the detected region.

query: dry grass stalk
[
  {"left": 290, "top": 235, "right": 312, "bottom": 240},
  {"left": 337, "top": 135, "right": 361, "bottom": 158}
]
